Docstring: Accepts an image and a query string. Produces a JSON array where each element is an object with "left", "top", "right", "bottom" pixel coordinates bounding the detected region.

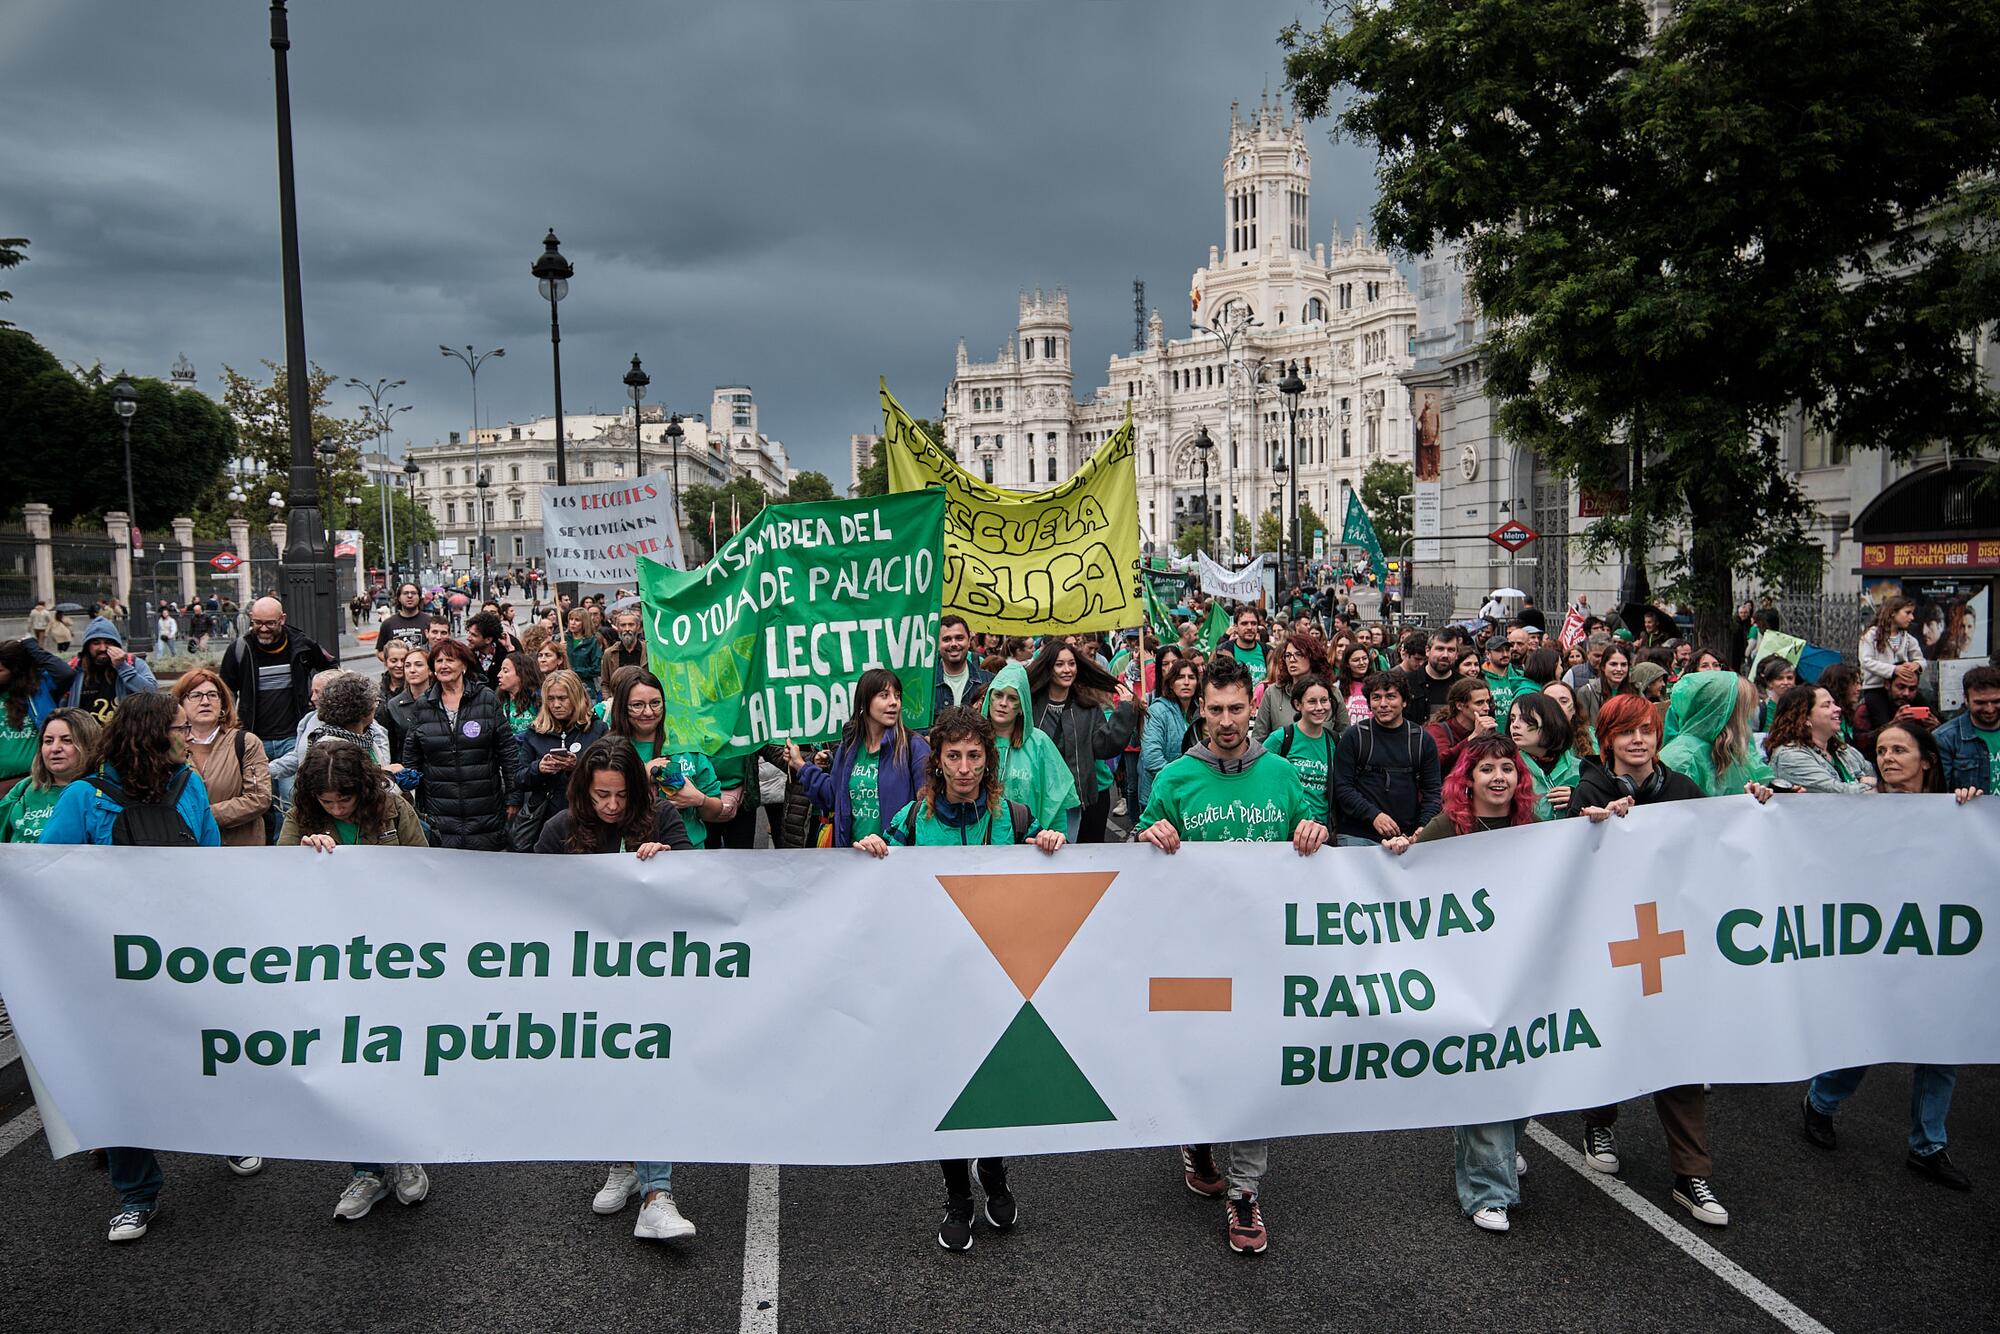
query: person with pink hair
[{"left": 1383, "top": 733, "right": 1540, "bottom": 1233}]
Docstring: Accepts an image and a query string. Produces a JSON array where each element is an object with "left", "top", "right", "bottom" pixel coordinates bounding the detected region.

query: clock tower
[{"left": 1222, "top": 92, "right": 1311, "bottom": 263}]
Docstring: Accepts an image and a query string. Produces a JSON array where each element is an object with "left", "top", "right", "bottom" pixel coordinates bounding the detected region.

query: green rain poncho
[
  {"left": 981, "top": 660, "right": 1081, "bottom": 831},
  {"left": 1658, "top": 670, "right": 1774, "bottom": 797}
]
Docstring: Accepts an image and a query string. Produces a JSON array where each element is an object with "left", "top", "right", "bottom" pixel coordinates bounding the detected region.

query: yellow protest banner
[{"left": 881, "top": 381, "right": 1140, "bottom": 635}]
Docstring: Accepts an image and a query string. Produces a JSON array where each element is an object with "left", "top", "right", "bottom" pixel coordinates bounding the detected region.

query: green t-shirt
[
  {"left": 1228, "top": 642, "right": 1268, "bottom": 686},
  {"left": 1271, "top": 725, "right": 1335, "bottom": 826},
  {"left": 1137, "top": 750, "right": 1316, "bottom": 843},
  {"left": 883, "top": 799, "right": 1031, "bottom": 847},
  {"left": 0, "top": 713, "right": 37, "bottom": 782},
  {"left": 1482, "top": 668, "right": 1528, "bottom": 716},
  {"left": 334, "top": 818, "right": 362, "bottom": 845},
  {"left": 0, "top": 780, "right": 65, "bottom": 844},
  {"left": 849, "top": 748, "right": 883, "bottom": 841},
  {"left": 632, "top": 739, "right": 719, "bottom": 848},
  {"left": 501, "top": 700, "right": 536, "bottom": 738}
]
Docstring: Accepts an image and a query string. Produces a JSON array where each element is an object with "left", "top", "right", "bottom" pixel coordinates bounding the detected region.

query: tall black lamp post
[
  {"left": 1279, "top": 360, "right": 1306, "bottom": 587},
  {"left": 531, "top": 231, "right": 575, "bottom": 486},
  {"left": 403, "top": 457, "right": 422, "bottom": 579},
  {"left": 1192, "top": 423, "right": 1214, "bottom": 553},
  {"left": 269, "top": 0, "right": 338, "bottom": 650},
  {"left": 664, "top": 412, "right": 685, "bottom": 559},
  {"left": 624, "top": 354, "right": 650, "bottom": 478},
  {"left": 110, "top": 371, "right": 139, "bottom": 543}
]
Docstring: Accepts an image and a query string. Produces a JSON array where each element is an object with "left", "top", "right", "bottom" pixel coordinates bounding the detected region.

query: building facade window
[
  {"left": 509, "top": 465, "right": 520, "bottom": 482},
  {"left": 982, "top": 457, "right": 995, "bottom": 484},
  {"left": 583, "top": 461, "right": 594, "bottom": 478},
  {"left": 510, "top": 498, "right": 523, "bottom": 521},
  {"left": 446, "top": 502, "right": 457, "bottom": 525}
]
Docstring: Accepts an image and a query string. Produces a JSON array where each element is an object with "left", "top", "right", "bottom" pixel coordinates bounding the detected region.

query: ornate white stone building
[
  {"left": 404, "top": 387, "right": 789, "bottom": 570},
  {"left": 941, "top": 94, "right": 1419, "bottom": 560}
]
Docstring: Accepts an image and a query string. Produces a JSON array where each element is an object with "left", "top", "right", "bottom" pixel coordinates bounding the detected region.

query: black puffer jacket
[
  {"left": 515, "top": 717, "right": 609, "bottom": 802},
  {"left": 400, "top": 679, "right": 522, "bottom": 850}
]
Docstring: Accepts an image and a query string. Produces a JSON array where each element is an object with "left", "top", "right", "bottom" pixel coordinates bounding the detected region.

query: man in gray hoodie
[{"left": 63, "top": 616, "right": 158, "bottom": 725}]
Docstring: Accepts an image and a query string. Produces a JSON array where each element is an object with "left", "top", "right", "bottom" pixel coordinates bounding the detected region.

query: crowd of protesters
[{"left": 2, "top": 575, "right": 1993, "bottom": 1254}]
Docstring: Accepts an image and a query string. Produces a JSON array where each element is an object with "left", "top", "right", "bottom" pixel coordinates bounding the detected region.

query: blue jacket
[
  {"left": 61, "top": 617, "right": 157, "bottom": 709},
  {"left": 795, "top": 726, "right": 931, "bottom": 847},
  {"left": 39, "top": 762, "right": 223, "bottom": 846},
  {"left": 931, "top": 661, "right": 993, "bottom": 721},
  {"left": 1932, "top": 714, "right": 1996, "bottom": 793},
  {"left": 14, "top": 639, "right": 75, "bottom": 727},
  {"left": 1138, "top": 697, "right": 1193, "bottom": 809}
]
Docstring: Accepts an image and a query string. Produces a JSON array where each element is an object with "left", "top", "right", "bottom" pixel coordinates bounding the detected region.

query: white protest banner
[
  {"left": 1, "top": 798, "right": 1993, "bottom": 1165},
  {"left": 541, "top": 471, "right": 682, "bottom": 583},
  {"left": 1197, "top": 551, "right": 1267, "bottom": 601}
]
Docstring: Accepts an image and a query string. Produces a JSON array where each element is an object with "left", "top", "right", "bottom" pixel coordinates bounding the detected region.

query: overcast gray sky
[{"left": 1, "top": 0, "right": 1384, "bottom": 483}]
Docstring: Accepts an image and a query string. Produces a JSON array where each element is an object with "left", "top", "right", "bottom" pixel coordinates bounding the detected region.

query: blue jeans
[
  {"left": 108, "top": 1147, "right": 162, "bottom": 1209},
  {"left": 1808, "top": 1065, "right": 1956, "bottom": 1155},
  {"left": 1454, "top": 1119, "right": 1526, "bottom": 1213},
  {"left": 1336, "top": 833, "right": 1380, "bottom": 848},
  {"left": 637, "top": 1160, "right": 674, "bottom": 1196},
  {"left": 263, "top": 735, "right": 297, "bottom": 813},
  {"left": 1064, "top": 808, "right": 1083, "bottom": 843}
]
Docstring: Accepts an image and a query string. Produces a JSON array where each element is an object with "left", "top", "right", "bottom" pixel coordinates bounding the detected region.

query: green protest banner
[
  {"left": 636, "top": 490, "right": 946, "bottom": 758},
  {"left": 1343, "top": 490, "right": 1388, "bottom": 586}
]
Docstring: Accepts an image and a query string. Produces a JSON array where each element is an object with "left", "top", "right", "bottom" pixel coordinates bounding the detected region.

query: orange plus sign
[{"left": 1608, "top": 901, "right": 1686, "bottom": 997}]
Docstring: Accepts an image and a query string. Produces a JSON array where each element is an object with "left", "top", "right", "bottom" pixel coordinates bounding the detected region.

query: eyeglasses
[
  {"left": 250, "top": 618, "right": 284, "bottom": 631},
  {"left": 627, "top": 700, "right": 664, "bottom": 714},
  {"left": 169, "top": 723, "right": 194, "bottom": 736},
  {"left": 181, "top": 689, "right": 221, "bottom": 702}
]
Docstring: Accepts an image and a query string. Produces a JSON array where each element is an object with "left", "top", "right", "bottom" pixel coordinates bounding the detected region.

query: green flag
[
  {"left": 1141, "top": 576, "right": 1177, "bottom": 643},
  {"left": 1195, "top": 599, "right": 1229, "bottom": 653},
  {"left": 1343, "top": 490, "right": 1388, "bottom": 586},
  {"left": 637, "top": 490, "right": 946, "bottom": 758}
]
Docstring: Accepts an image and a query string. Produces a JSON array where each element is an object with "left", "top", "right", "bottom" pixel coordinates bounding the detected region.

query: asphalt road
[{"left": 0, "top": 1066, "right": 1991, "bottom": 1333}]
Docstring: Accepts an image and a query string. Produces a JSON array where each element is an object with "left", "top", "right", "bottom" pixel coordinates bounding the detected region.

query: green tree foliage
[
  {"left": 857, "top": 418, "right": 949, "bottom": 499},
  {"left": 786, "top": 470, "right": 836, "bottom": 503},
  {"left": 1231, "top": 512, "right": 1253, "bottom": 556},
  {"left": 680, "top": 475, "right": 774, "bottom": 562},
  {"left": 0, "top": 329, "right": 236, "bottom": 528},
  {"left": 0, "top": 237, "right": 26, "bottom": 327},
  {"left": 1256, "top": 511, "right": 1284, "bottom": 555},
  {"left": 1174, "top": 520, "right": 1210, "bottom": 558},
  {"left": 1359, "top": 461, "right": 1411, "bottom": 552},
  {"left": 1284, "top": 0, "right": 2000, "bottom": 648},
  {"left": 319, "top": 482, "right": 438, "bottom": 558}
]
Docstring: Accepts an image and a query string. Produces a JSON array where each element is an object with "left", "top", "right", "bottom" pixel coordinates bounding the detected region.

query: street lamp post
[
  {"left": 403, "top": 458, "right": 422, "bottom": 579},
  {"left": 1191, "top": 306, "right": 1261, "bottom": 560},
  {"left": 439, "top": 345, "right": 504, "bottom": 595},
  {"left": 110, "top": 372, "right": 141, "bottom": 646},
  {"left": 346, "top": 375, "right": 409, "bottom": 597},
  {"left": 1192, "top": 423, "right": 1214, "bottom": 554},
  {"left": 1279, "top": 360, "right": 1306, "bottom": 588},
  {"left": 623, "top": 354, "right": 650, "bottom": 479},
  {"left": 268, "top": 0, "right": 338, "bottom": 652},
  {"left": 531, "top": 231, "right": 575, "bottom": 486},
  {"left": 665, "top": 412, "right": 685, "bottom": 560}
]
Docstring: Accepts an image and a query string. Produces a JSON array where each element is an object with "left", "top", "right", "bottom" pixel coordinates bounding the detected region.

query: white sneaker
[
  {"left": 226, "top": 1155, "right": 265, "bottom": 1177},
  {"left": 393, "top": 1163, "right": 430, "bottom": 1205},
  {"left": 593, "top": 1165, "right": 640, "bottom": 1215},
  {"left": 1514, "top": 1151, "right": 1528, "bottom": 1178},
  {"left": 1471, "top": 1206, "right": 1510, "bottom": 1233},
  {"left": 335, "top": 1173, "right": 386, "bottom": 1221},
  {"left": 633, "top": 1191, "right": 696, "bottom": 1241}
]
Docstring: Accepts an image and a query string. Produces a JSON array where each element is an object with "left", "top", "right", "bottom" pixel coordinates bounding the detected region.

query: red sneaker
[
  {"left": 1180, "top": 1144, "right": 1226, "bottom": 1197},
  {"left": 1226, "top": 1192, "right": 1268, "bottom": 1254}
]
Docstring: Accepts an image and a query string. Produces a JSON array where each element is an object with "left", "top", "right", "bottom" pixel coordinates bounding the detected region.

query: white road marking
[
  {"left": 738, "top": 1164, "right": 780, "bottom": 1334},
  {"left": 0, "top": 1108, "right": 45, "bottom": 1158},
  {"left": 1524, "top": 1119, "right": 1833, "bottom": 1334}
]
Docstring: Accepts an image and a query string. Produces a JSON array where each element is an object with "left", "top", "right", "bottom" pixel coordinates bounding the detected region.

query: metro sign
[
  {"left": 1488, "top": 521, "right": 1538, "bottom": 552},
  {"left": 209, "top": 550, "right": 242, "bottom": 573}
]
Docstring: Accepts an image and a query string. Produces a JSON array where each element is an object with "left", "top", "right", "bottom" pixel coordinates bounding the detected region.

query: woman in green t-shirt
[
  {"left": 496, "top": 651, "right": 542, "bottom": 738},
  {"left": 1269, "top": 674, "right": 1339, "bottom": 827},
  {"left": 275, "top": 738, "right": 431, "bottom": 1223},
  {"left": 856, "top": 705, "right": 1062, "bottom": 1250},
  {"left": 1508, "top": 692, "right": 1581, "bottom": 821},
  {"left": 0, "top": 708, "right": 101, "bottom": 843},
  {"left": 605, "top": 666, "right": 726, "bottom": 846}
]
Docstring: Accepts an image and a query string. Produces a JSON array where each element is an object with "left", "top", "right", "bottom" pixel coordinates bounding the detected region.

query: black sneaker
[
  {"left": 1581, "top": 1125, "right": 1620, "bottom": 1174},
  {"left": 1672, "top": 1174, "right": 1729, "bottom": 1226},
  {"left": 1800, "top": 1095, "right": 1836, "bottom": 1151},
  {"left": 1907, "top": 1148, "right": 1972, "bottom": 1191},
  {"left": 937, "top": 1196, "right": 975, "bottom": 1251},
  {"left": 975, "top": 1159, "right": 1017, "bottom": 1231}
]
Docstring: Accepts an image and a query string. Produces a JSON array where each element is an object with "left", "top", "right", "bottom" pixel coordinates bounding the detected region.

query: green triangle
[{"left": 937, "top": 1001, "right": 1114, "bottom": 1131}]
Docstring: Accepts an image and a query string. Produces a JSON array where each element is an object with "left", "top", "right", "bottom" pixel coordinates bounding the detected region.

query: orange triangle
[{"left": 936, "top": 872, "right": 1118, "bottom": 1000}]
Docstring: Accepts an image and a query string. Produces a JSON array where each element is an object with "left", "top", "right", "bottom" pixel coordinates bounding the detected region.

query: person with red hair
[
  {"left": 1381, "top": 733, "right": 1540, "bottom": 1232},
  {"left": 1559, "top": 690, "right": 1771, "bottom": 1231}
]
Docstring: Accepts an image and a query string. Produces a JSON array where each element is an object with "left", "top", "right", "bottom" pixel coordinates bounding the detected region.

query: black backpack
[
  {"left": 86, "top": 768, "right": 198, "bottom": 846},
  {"left": 890, "top": 799, "right": 1032, "bottom": 846}
]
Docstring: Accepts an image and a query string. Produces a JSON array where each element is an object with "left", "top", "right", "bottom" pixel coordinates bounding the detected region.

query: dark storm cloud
[{"left": 0, "top": 0, "right": 1385, "bottom": 480}]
